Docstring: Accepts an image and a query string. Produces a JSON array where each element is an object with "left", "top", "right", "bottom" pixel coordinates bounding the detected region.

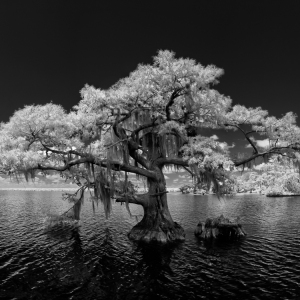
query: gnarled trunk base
[
  {"left": 194, "top": 215, "right": 246, "bottom": 240},
  {"left": 129, "top": 221, "right": 185, "bottom": 243},
  {"left": 128, "top": 205, "right": 185, "bottom": 243}
]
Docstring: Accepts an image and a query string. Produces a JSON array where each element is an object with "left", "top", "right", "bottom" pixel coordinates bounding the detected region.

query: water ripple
[{"left": 0, "top": 191, "right": 300, "bottom": 299}]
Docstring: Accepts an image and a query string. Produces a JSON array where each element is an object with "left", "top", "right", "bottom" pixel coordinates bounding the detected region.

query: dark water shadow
[
  {"left": 44, "top": 223, "right": 81, "bottom": 242},
  {"left": 195, "top": 235, "right": 246, "bottom": 256},
  {"left": 62, "top": 228, "right": 120, "bottom": 300},
  {"left": 130, "top": 241, "right": 186, "bottom": 283}
]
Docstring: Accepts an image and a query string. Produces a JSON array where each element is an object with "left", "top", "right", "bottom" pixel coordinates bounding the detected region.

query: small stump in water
[{"left": 194, "top": 215, "right": 246, "bottom": 239}]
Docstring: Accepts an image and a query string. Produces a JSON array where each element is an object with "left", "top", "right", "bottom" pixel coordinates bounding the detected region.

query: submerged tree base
[
  {"left": 128, "top": 222, "right": 185, "bottom": 244},
  {"left": 194, "top": 215, "right": 246, "bottom": 239}
]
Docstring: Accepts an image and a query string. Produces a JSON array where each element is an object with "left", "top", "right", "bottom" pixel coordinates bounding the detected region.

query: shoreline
[
  {"left": 0, "top": 188, "right": 263, "bottom": 194},
  {"left": 1, "top": 188, "right": 298, "bottom": 197},
  {"left": 0, "top": 187, "right": 182, "bottom": 192},
  {"left": 0, "top": 187, "right": 79, "bottom": 191}
]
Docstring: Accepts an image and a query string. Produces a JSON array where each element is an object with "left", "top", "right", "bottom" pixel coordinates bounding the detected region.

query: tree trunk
[{"left": 128, "top": 167, "right": 185, "bottom": 243}]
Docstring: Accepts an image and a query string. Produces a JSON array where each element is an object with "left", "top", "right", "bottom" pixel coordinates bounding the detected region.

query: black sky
[{"left": 0, "top": 0, "right": 300, "bottom": 153}]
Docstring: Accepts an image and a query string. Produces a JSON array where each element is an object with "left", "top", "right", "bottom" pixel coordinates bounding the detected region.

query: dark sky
[{"left": 0, "top": 0, "right": 300, "bottom": 154}]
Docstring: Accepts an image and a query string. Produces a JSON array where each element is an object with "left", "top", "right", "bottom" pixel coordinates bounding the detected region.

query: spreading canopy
[{"left": 1, "top": 50, "right": 300, "bottom": 223}]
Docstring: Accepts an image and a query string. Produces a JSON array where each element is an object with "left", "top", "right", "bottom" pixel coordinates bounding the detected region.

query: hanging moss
[
  {"left": 30, "top": 169, "right": 35, "bottom": 181},
  {"left": 151, "top": 133, "right": 155, "bottom": 158},
  {"left": 292, "top": 158, "right": 300, "bottom": 175},
  {"left": 123, "top": 141, "right": 129, "bottom": 164},
  {"left": 166, "top": 135, "right": 170, "bottom": 158},
  {"left": 161, "top": 134, "right": 167, "bottom": 157},
  {"left": 73, "top": 189, "right": 84, "bottom": 220},
  {"left": 86, "top": 162, "right": 92, "bottom": 179},
  {"left": 23, "top": 170, "right": 27, "bottom": 182},
  {"left": 123, "top": 171, "right": 132, "bottom": 216},
  {"left": 91, "top": 163, "right": 96, "bottom": 183},
  {"left": 95, "top": 169, "right": 112, "bottom": 219}
]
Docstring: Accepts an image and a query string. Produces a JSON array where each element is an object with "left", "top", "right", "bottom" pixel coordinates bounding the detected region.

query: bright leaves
[
  {"left": 0, "top": 49, "right": 300, "bottom": 200},
  {"left": 181, "top": 136, "right": 234, "bottom": 172}
]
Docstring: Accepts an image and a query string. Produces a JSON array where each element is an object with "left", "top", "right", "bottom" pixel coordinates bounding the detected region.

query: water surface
[{"left": 0, "top": 191, "right": 299, "bottom": 299}]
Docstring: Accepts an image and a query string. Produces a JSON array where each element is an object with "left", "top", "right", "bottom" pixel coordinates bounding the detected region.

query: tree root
[{"left": 128, "top": 222, "right": 185, "bottom": 243}]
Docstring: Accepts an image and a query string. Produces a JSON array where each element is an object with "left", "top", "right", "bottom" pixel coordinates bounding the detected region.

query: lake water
[{"left": 0, "top": 191, "right": 300, "bottom": 300}]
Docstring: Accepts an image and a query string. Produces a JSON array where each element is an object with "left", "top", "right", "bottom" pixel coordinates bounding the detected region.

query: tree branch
[
  {"left": 182, "top": 166, "right": 194, "bottom": 176},
  {"left": 234, "top": 153, "right": 265, "bottom": 167},
  {"left": 130, "top": 119, "right": 158, "bottom": 140},
  {"left": 36, "top": 157, "right": 89, "bottom": 171},
  {"left": 41, "top": 144, "right": 85, "bottom": 157},
  {"left": 108, "top": 110, "right": 150, "bottom": 169},
  {"left": 115, "top": 193, "right": 148, "bottom": 205},
  {"left": 225, "top": 124, "right": 258, "bottom": 154},
  {"left": 127, "top": 146, "right": 150, "bottom": 169},
  {"left": 99, "top": 159, "right": 156, "bottom": 179},
  {"left": 166, "top": 88, "right": 184, "bottom": 120},
  {"left": 246, "top": 130, "right": 266, "bottom": 135},
  {"left": 35, "top": 154, "right": 157, "bottom": 180},
  {"left": 156, "top": 157, "right": 189, "bottom": 167},
  {"left": 234, "top": 144, "right": 299, "bottom": 167}
]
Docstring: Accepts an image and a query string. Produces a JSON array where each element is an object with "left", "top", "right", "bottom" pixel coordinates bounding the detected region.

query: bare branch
[
  {"left": 130, "top": 119, "right": 159, "bottom": 140},
  {"left": 234, "top": 153, "right": 264, "bottom": 167},
  {"left": 234, "top": 144, "right": 300, "bottom": 167},
  {"left": 36, "top": 157, "right": 88, "bottom": 171},
  {"left": 41, "top": 144, "right": 85, "bottom": 157},
  {"left": 246, "top": 130, "right": 266, "bottom": 135},
  {"left": 35, "top": 154, "right": 157, "bottom": 180},
  {"left": 182, "top": 166, "right": 194, "bottom": 176},
  {"left": 225, "top": 124, "right": 258, "bottom": 154},
  {"left": 99, "top": 159, "right": 157, "bottom": 179},
  {"left": 156, "top": 157, "right": 189, "bottom": 167},
  {"left": 115, "top": 193, "right": 148, "bottom": 205}
]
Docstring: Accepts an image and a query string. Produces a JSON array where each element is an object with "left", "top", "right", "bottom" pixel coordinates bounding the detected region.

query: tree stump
[{"left": 194, "top": 215, "right": 246, "bottom": 239}]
